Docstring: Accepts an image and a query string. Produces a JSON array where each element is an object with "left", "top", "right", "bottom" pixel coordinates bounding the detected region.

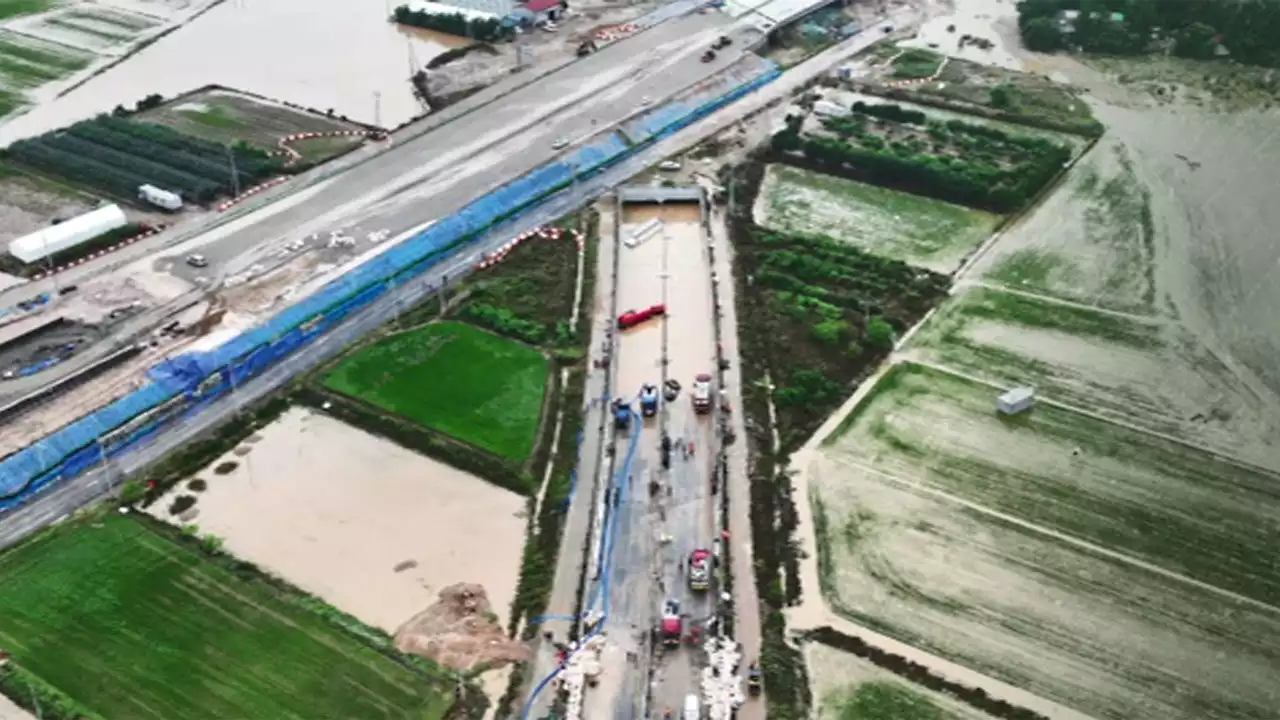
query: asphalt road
[{"left": 163, "top": 15, "right": 766, "bottom": 282}]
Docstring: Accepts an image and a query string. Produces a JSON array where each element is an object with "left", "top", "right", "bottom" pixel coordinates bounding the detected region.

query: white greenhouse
[{"left": 8, "top": 204, "right": 129, "bottom": 265}]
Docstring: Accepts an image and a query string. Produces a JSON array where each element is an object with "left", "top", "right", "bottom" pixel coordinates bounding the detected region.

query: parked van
[{"left": 683, "top": 694, "right": 700, "bottom": 720}]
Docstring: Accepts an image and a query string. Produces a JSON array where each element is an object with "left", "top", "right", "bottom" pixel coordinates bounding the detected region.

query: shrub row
[
  {"left": 67, "top": 121, "right": 257, "bottom": 190},
  {"left": 463, "top": 303, "right": 548, "bottom": 345},
  {"left": 427, "top": 42, "right": 500, "bottom": 70},
  {"left": 806, "top": 626, "right": 1050, "bottom": 720},
  {"left": 294, "top": 384, "right": 533, "bottom": 496},
  {"left": 862, "top": 84, "right": 1104, "bottom": 138},
  {"left": 94, "top": 115, "right": 278, "bottom": 176},
  {"left": 4, "top": 115, "right": 281, "bottom": 205},
  {"left": 0, "top": 663, "right": 103, "bottom": 720},
  {"left": 851, "top": 100, "right": 927, "bottom": 125}
]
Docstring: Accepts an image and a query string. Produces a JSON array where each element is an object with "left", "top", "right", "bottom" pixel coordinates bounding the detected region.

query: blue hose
[{"left": 521, "top": 411, "right": 642, "bottom": 719}]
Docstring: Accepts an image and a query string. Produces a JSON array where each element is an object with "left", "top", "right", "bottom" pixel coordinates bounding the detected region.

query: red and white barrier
[
  {"left": 595, "top": 23, "right": 638, "bottom": 43},
  {"left": 271, "top": 129, "right": 374, "bottom": 163},
  {"left": 31, "top": 224, "right": 167, "bottom": 279},
  {"left": 215, "top": 176, "right": 291, "bottom": 212},
  {"left": 472, "top": 226, "right": 586, "bottom": 271},
  {"left": 881, "top": 56, "right": 950, "bottom": 88}
]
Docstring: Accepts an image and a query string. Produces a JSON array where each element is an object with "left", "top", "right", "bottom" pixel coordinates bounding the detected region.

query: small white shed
[{"left": 997, "top": 386, "right": 1035, "bottom": 415}]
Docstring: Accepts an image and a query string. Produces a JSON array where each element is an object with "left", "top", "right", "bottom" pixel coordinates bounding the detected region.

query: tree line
[
  {"left": 773, "top": 106, "right": 1071, "bottom": 214},
  {"left": 1018, "top": 0, "right": 1280, "bottom": 67},
  {"left": 391, "top": 5, "right": 506, "bottom": 42}
]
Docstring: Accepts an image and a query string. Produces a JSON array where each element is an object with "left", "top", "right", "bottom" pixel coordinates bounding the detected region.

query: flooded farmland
[
  {"left": 971, "top": 68, "right": 1280, "bottom": 470},
  {"left": 0, "top": 0, "right": 458, "bottom": 144}
]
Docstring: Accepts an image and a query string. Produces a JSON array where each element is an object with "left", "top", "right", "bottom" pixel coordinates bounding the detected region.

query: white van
[{"left": 683, "top": 694, "right": 700, "bottom": 720}]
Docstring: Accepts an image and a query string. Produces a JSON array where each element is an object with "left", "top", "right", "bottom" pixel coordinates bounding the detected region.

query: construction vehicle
[
  {"left": 639, "top": 384, "right": 659, "bottom": 417},
  {"left": 687, "top": 549, "right": 712, "bottom": 591},
  {"left": 613, "top": 398, "right": 632, "bottom": 430},
  {"left": 701, "top": 49, "right": 717, "bottom": 63},
  {"left": 747, "top": 662, "right": 762, "bottom": 695},
  {"left": 661, "top": 600, "right": 683, "bottom": 647},
  {"left": 712, "top": 35, "right": 732, "bottom": 49},
  {"left": 692, "top": 373, "right": 713, "bottom": 413}
]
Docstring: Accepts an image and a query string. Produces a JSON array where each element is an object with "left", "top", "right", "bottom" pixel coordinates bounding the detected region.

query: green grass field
[
  {"left": 0, "top": 0, "right": 49, "bottom": 20},
  {"left": 0, "top": 515, "right": 449, "bottom": 719},
  {"left": 759, "top": 164, "right": 1001, "bottom": 273},
  {"left": 0, "top": 88, "right": 21, "bottom": 120},
  {"left": 829, "top": 682, "right": 949, "bottom": 720},
  {"left": 891, "top": 48, "right": 944, "bottom": 79},
  {"left": 323, "top": 321, "right": 549, "bottom": 461},
  {"left": 0, "top": 33, "right": 92, "bottom": 71}
]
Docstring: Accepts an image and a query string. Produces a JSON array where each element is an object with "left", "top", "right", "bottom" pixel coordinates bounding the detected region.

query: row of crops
[{"left": 7, "top": 116, "right": 284, "bottom": 205}]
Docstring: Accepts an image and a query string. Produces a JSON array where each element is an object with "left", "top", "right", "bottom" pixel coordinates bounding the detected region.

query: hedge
[{"left": 805, "top": 626, "right": 1050, "bottom": 720}]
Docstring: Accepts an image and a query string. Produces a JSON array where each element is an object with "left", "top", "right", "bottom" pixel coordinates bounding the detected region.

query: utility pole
[
  {"left": 373, "top": 91, "right": 382, "bottom": 128},
  {"left": 41, "top": 234, "right": 59, "bottom": 296}
]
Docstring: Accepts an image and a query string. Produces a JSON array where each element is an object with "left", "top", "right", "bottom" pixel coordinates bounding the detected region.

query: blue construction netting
[
  {"left": 0, "top": 378, "right": 185, "bottom": 498},
  {"left": 623, "top": 60, "right": 781, "bottom": 144},
  {"left": 0, "top": 65, "right": 781, "bottom": 508},
  {"left": 0, "top": 132, "right": 634, "bottom": 506}
]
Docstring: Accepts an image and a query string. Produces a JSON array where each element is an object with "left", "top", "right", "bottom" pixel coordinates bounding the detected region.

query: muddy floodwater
[
  {"left": 146, "top": 407, "right": 527, "bottom": 633},
  {"left": 0, "top": 0, "right": 460, "bottom": 143},
  {"left": 1094, "top": 103, "right": 1280, "bottom": 410}
]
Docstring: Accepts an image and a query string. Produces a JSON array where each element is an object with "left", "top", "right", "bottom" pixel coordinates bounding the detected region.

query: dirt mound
[{"left": 393, "top": 583, "right": 532, "bottom": 671}]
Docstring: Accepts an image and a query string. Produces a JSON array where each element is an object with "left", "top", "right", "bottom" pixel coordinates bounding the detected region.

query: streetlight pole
[
  {"left": 226, "top": 146, "right": 240, "bottom": 198},
  {"left": 95, "top": 438, "right": 115, "bottom": 499}
]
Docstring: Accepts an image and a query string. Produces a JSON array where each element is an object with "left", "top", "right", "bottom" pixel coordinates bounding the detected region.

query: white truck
[
  {"left": 138, "top": 184, "right": 183, "bottom": 212},
  {"left": 683, "top": 694, "right": 701, "bottom": 720}
]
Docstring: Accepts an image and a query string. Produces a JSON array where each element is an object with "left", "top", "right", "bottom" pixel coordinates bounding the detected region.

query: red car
[{"left": 617, "top": 303, "right": 666, "bottom": 330}]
